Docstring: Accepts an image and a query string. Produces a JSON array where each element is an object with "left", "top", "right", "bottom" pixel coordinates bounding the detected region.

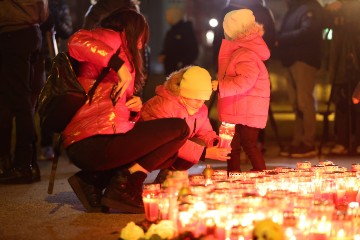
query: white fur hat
[
  {"left": 223, "top": 9, "right": 256, "bottom": 39},
  {"left": 179, "top": 66, "right": 212, "bottom": 100}
]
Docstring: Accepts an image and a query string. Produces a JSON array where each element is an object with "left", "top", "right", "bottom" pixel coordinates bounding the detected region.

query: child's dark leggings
[{"left": 228, "top": 124, "right": 266, "bottom": 172}]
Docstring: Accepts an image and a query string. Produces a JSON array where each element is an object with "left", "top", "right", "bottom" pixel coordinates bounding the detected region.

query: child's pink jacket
[{"left": 217, "top": 33, "right": 270, "bottom": 129}]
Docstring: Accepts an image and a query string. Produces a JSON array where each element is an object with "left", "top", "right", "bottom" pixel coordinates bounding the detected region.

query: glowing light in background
[
  {"left": 205, "top": 30, "right": 214, "bottom": 46},
  {"left": 323, "top": 28, "right": 333, "bottom": 40},
  {"left": 209, "top": 18, "right": 218, "bottom": 28}
]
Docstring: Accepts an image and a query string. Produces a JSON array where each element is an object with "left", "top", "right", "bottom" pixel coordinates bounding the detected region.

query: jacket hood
[
  {"left": 155, "top": 84, "right": 181, "bottom": 103},
  {"left": 222, "top": 33, "right": 270, "bottom": 61},
  {"left": 154, "top": 85, "right": 209, "bottom": 116},
  {"left": 154, "top": 85, "right": 189, "bottom": 115}
]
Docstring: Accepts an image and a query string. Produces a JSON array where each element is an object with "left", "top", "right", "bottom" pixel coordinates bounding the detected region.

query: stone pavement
[{"left": 1, "top": 141, "right": 359, "bottom": 240}]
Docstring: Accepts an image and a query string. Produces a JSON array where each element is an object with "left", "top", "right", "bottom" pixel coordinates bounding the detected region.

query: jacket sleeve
[
  {"left": 278, "top": 7, "right": 323, "bottom": 47},
  {"left": 219, "top": 51, "right": 260, "bottom": 98},
  {"left": 177, "top": 140, "right": 205, "bottom": 164},
  {"left": 178, "top": 108, "right": 217, "bottom": 163},
  {"left": 194, "top": 108, "right": 218, "bottom": 147},
  {"left": 68, "top": 29, "right": 124, "bottom": 70}
]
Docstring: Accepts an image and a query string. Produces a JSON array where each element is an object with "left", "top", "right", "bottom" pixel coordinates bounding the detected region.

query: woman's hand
[
  {"left": 116, "top": 64, "right": 132, "bottom": 98},
  {"left": 205, "top": 146, "right": 231, "bottom": 161},
  {"left": 125, "top": 96, "right": 143, "bottom": 112},
  {"left": 211, "top": 80, "right": 219, "bottom": 91}
]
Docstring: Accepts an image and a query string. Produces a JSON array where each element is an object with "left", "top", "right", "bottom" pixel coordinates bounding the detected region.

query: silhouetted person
[
  {"left": 324, "top": 0, "right": 360, "bottom": 155},
  {"left": 277, "top": 0, "right": 324, "bottom": 158},
  {"left": 0, "top": 0, "right": 48, "bottom": 183},
  {"left": 36, "top": 0, "right": 73, "bottom": 161},
  {"left": 158, "top": 6, "right": 199, "bottom": 76}
]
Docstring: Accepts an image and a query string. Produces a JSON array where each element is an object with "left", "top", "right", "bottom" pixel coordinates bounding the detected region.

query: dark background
[{"left": 65, "top": 0, "right": 287, "bottom": 76}]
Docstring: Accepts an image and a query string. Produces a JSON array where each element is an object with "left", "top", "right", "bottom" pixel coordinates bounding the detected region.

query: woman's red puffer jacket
[{"left": 62, "top": 28, "right": 135, "bottom": 148}]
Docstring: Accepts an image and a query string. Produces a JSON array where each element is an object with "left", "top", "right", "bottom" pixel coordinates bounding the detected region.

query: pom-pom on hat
[
  {"left": 179, "top": 66, "right": 212, "bottom": 100},
  {"left": 223, "top": 9, "right": 256, "bottom": 39}
]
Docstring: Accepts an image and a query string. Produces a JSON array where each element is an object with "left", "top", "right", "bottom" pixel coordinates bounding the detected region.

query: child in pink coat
[
  {"left": 214, "top": 9, "right": 270, "bottom": 172},
  {"left": 141, "top": 66, "right": 231, "bottom": 182}
]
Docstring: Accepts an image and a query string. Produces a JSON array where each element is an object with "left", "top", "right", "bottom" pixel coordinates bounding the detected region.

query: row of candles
[{"left": 142, "top": 161, "right": 360, "bottom": 240}]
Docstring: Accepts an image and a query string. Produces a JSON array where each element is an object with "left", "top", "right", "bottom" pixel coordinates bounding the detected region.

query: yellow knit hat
[{"left": 179, "top": 66, "right": 212, "bottom": 100}]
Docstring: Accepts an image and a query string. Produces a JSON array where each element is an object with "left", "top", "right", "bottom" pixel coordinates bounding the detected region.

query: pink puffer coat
[
  {"left": 62, "top": 28, "right": 135, "bottom": 148},
  {"left": 141, "top": 85, "right": 218, "bottom": 164},
  {"left": 217, "top": 32, "right": 270, "bottom": 129}
]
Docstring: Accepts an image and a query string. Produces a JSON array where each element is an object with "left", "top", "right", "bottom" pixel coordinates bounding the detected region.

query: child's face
[{"left": 180, "top": 97, "right": 205, "bottom": 115}]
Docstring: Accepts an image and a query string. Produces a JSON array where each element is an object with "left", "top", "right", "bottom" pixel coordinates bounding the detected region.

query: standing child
[{"left": 214, "top": 9, "right": 270, "bottom": 172}]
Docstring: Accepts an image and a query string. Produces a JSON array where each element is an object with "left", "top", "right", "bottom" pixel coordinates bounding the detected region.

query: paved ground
[{"left": 1, "top": 141, "right": 359, "bottom": 240}]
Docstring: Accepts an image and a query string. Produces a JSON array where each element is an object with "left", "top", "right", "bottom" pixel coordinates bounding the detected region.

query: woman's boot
[
  {"left": 68, "top": 170, "right": 113, "bottom": 213},
  {"left": 101, "top": 169, "right": 147, "bottom": 213}
]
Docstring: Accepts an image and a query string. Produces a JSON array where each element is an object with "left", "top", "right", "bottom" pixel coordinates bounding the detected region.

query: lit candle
[
  {"left": 309, "top": 217, "right": 331, "bottom": 240},
  {"left": 329, "top": 229, "right": 352, "bottom": 240},
  {"left": 219, "top": 133, "right": 232, "bottom": 148},
  {"left": 143, "top": 194, "right": 159, "bottom": 222},
  {"left": 142, "top": 183, "right": 161, "bottom": 222}
]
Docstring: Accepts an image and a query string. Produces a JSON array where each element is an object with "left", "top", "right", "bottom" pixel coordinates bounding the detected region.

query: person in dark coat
[
  {"left": 0, "top": 0, "right": 48, "bottom": 183},
  {"left": 36, "top": 0, "right": 73, "bottom": 161},
  {"left": 277, "top": 0, "right": 324, "bottom": 158},
  {"left": 158, "top": 6, "right": 199, "bottom": 76},
  {"left": 323, "top": 0, "right": 360, "bottom": 155}
]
